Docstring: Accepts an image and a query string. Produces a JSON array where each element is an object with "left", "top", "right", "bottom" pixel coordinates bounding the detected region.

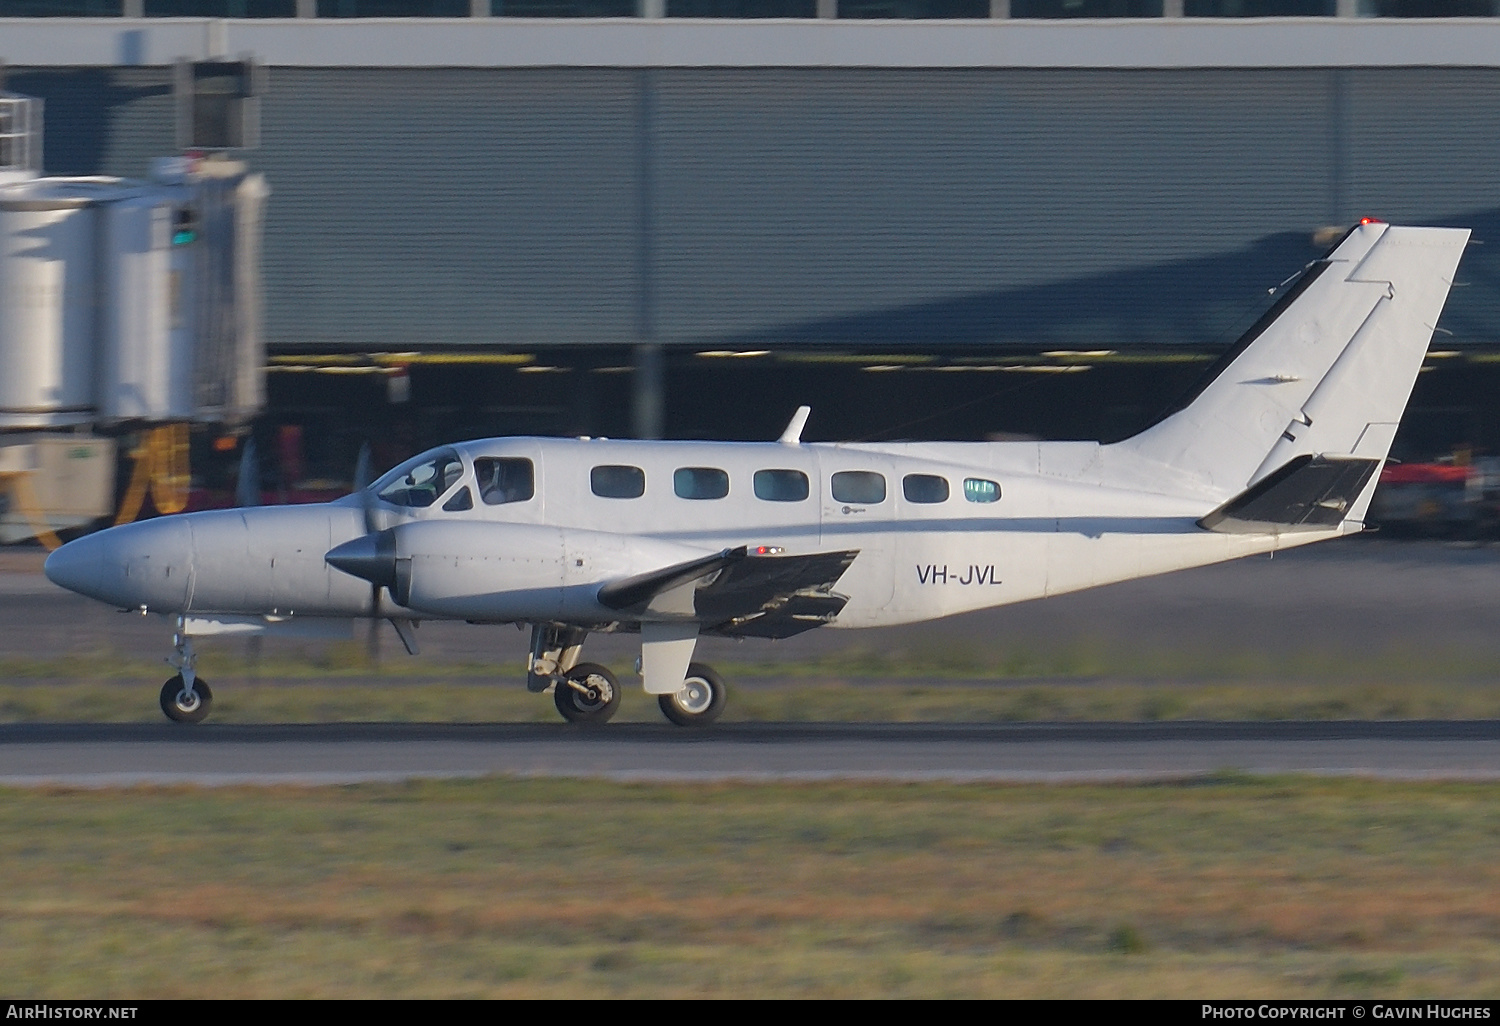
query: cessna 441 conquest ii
[{"left": 44, "top": 222, "right": 1470, "bottom": 726}]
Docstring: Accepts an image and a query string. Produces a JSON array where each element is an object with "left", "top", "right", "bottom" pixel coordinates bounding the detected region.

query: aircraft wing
[{"left": 597, "top": 546, "right": 860, "bottom": 638}]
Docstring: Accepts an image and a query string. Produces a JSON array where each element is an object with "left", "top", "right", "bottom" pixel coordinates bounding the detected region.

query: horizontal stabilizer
[
  {"left": 1198, "top": 454, "right": 1380, "bottom": 534},
  {"left": 597, "top": 546, "right": 747, "bottom": 612}
]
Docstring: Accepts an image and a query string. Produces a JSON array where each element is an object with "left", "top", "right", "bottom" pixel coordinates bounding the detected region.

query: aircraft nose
[
  {"left": 44, "top": 517, "right": 193, "bottom": 610},
  {"left": 44, "top": 532, "right": 108, "bottom": 599}
]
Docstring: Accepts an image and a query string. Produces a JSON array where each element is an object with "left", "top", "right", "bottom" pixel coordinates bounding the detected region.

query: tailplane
[{"left": 1115, "top": 222, "right": 1471, "bottom": 523}]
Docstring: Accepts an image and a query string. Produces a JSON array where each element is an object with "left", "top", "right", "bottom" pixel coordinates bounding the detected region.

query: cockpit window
[
  {"left": 373, "top": 449, "right": 464, "bottom": 509},
  {"left": 442, "top": 486, "right": 474, "bottom": 512},
  {"left": 475, "top": 457, "right": 535, "bottom": 505}
]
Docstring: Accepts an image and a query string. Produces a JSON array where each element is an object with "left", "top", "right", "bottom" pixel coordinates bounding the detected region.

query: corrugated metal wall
[{"left": 11, "top": 65, "right": 1500, "bottom": 348}]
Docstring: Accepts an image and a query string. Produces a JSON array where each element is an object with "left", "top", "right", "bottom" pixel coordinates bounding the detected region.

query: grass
[{"left": 2, "top": 776, "right": 1499, "bottom": 997}]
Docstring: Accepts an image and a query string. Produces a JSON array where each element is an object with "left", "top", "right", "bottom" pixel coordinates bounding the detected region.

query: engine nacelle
[{"left": 328, "top": 520, "right": 715, "bottom": 622}]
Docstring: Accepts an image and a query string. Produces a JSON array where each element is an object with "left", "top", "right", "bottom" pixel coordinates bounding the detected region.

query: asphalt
[{"left": 0, "top": 720, "right": 1496, "bottom": 785}]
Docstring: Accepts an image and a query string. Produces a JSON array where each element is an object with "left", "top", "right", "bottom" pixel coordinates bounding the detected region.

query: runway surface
[{"left": 2, "top": 720, "right": 1498, "bottom": 786}]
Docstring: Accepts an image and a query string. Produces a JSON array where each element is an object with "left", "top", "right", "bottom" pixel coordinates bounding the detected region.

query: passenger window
[
  {"left": 674, "top": 467, "right": 729, "bottom": 500},
  {"left": 375, "top": 449, "right": 464, "bottom": 509},
  {"left": 964, "top": 478, "right": 1001, "bottom": 503},
  {"left": 591, "top": 464, "right": 645, "bottom": 499},
  {"left": 753, "top": 468, "right": 809, "bottom": 502},
  {"left": 831, "top": 471, "right": 886, "bottom": 504},
  {"left": 442, "top": 486, "right": 474, "bottom": 512},
  {"left": 475, "top": 457, "right": 534, "bottom": 505},
  {"left": 903, "top": 474, "right": 949, "bottom": 503}
]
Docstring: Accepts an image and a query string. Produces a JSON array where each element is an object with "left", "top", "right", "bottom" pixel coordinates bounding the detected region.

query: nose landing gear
[
  {"left": 160, "top": 623, "right": 212, "bottom": 724},
  {"left": 160, "top": 674, "right": 213, "bottom": 724}
]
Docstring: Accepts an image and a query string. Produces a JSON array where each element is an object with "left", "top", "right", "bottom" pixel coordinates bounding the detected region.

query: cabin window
[
  {"left": 964, "top": 478, "right": 1001, "bottom": 503},
  {"left": 831, "top": 471, "right": 886, "bottom": 504},
  {"left": 591, "top": 464, "right": 646, "bottom": 499},
  {"left": 674, "top": 467, "right": 729, "bottom": 500},
  {"left": 442, "top": 486, "right": 474, "bottom": 512},
  {"left": 475, "top": 457, "right": 534, "bottom": 505},
  {"left": 903, "top": 474, "right": 949, "bottom": 503},
  {"left": 374, "top": 449, "right": 464, "bottom": 508},
  {"left": 753, "top": 468, "right": 809, "bottom": 502}
]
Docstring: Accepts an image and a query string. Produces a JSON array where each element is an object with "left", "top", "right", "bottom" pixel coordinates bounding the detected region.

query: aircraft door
[{"left": 816, "top": 453, "right": 896, "bottom": 622}]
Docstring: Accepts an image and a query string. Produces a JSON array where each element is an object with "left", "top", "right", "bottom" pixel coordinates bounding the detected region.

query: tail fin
[{"left": 1116, "top": 223, "right": 1471, "bottom": 510}]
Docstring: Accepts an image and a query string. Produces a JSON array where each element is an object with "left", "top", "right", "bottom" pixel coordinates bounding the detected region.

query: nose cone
[
  {"left": 43, "top": 517, "right": 193, "bottom": 610},
  {"left": 44, "top": 532, "right": 108, "bottom": 599},
  {"left": 325, "top": 529, "right": 397, "bottom": 590}
]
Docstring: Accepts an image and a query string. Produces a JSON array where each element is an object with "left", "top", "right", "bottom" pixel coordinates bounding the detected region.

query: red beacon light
[
  {"left": 1359, "top": 217, "right": 1384, "bottom": 225},
  {"left": 753, "top": 545, "right": 784, "bottom": 556}
]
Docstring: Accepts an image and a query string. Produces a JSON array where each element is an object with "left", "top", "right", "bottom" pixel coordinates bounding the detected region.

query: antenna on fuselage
[{"left": 778, "top": 406, "right": 811, "bottom": 445}]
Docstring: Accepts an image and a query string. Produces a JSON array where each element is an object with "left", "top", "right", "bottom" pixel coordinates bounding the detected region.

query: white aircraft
[{"left": 43, "top": 222, "right": 1470, "bottom": 726}]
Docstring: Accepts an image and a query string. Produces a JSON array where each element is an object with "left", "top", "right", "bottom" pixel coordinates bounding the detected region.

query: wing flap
[
  {"left": 697, "top": 549, "right": 859, "bottom": 638},
  {"left": 595, "top": 546, "right": 860, "bottom": 636}
]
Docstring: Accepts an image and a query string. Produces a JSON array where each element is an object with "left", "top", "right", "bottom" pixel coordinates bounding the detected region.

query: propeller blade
[
  {"left": 353, "top": 442, "right": 374, "bottom": 490},
  {"left": 235, "top": 437, "right": 260, "bottom": 508}
]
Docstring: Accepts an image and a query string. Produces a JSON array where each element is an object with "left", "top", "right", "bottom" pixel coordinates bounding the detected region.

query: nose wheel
[
  {"left": 160, "top": 675, "right": 213, "bottom": 724},
  {"left": 554, "top": 662, "right": 621, "bottom": 724},
  {"left": 658, "top": 663, "right": 726, "bottom": 727}
]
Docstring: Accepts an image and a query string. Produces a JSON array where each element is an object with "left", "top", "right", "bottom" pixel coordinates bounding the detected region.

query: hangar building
[{"left": 4, "top": 13, "right": 1500, "bottom": 499}]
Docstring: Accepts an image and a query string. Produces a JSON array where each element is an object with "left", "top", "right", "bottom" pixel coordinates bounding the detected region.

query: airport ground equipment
[{"left": 0, "top": 87, "right": 266, "bottom": 545}]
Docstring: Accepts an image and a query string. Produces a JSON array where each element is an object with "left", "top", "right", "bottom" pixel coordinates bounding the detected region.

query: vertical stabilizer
[{"left": 1114, "top": 224, "right": 1470, "bottom": 503}]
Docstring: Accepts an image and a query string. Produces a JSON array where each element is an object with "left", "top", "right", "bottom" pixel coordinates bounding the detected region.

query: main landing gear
[
  {"left": 528, "top": 623, "right": 727, "bottom": 727},
  {"left": 553, "top": 663, "right": 621, "bottom": 724},
  {"left": 658, "top": 663, "right": 726, "bottom": 727}
]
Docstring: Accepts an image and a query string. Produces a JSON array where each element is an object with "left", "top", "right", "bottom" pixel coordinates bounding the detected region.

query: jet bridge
[{"left": 0, "top": 88, "right": 267, "bottom": 544}]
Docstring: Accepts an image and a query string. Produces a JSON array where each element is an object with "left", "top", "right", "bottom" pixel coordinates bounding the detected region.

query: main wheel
[
  {"left": 159, "top": 675, "right": 213, "bottom": 724},
  {"left": 658, "top": 663, "right": 726, "bottom": 727},
  {"left": 554, "top": 662, "right": 621, "bottom": 724}
]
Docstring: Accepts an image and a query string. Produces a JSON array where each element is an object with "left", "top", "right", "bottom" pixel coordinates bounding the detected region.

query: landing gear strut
[
  {"left": 658, "top": 663, "right": 726, "bottom": 727},
  {"left": 161, "top": 624, "right": 212, "bottom": 723}
]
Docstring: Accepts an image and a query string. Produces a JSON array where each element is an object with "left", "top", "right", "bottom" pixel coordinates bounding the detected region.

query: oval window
[
  {"left": 753, "top": 469, "right": 809, "bottom": 502},
  {"left": 831, "top": 471, "right": 886, "bottom": 505},
  {"left": 903, "top": 474, "right": 949, "bottom": 504},
  {"left": 674, "top": 467, "right": 729, "bottom": 500},
  {"left": 964, "top": 478, "right": 1001, "bottom": 503},
  {"left": 591, "top": 465, "right": 645, "bottom": 499}
]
